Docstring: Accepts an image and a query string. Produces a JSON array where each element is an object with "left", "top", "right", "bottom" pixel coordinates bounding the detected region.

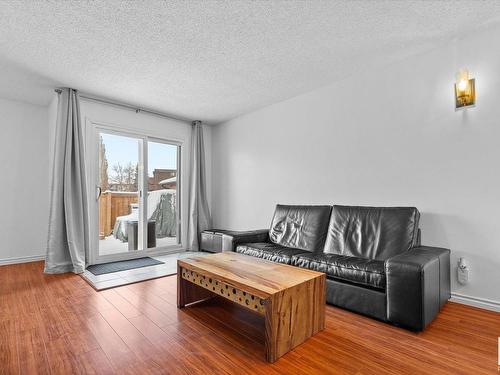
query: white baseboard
[
  {"left": 0, "top": 254, "right": 45, "bottom": 266},
  {"left": 451, "top": 292, "right": 500, "bottom": 312}
]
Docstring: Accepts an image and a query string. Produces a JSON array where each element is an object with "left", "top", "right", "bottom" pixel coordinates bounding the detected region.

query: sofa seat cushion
[
  {"left": 236, "top": 242, "right": 308, "bottom": 264},
  {"left": 291, "top": 253, "right": 386, "bottom": 290}
]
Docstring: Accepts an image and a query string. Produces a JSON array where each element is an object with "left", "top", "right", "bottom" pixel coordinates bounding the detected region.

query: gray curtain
[
  {"left": 45, "top": 88, "right": 89, "bottom": 274},
  {"left": 187, "top": 121, "right": 211, "bottom": 250}
]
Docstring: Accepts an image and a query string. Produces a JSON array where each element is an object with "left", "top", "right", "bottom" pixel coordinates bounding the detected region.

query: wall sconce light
[{"left": 454, "top": 69, "right": 475, "bottom": 110}]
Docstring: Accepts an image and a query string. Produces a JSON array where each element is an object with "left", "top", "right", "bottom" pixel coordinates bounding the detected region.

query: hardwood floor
[{"left": 0, "top": 261, "right": 498, "bottom": 374}]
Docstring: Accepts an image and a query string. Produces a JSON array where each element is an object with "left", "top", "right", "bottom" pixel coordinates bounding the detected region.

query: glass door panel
[
  {"left": 98, "top": 132, "right": 144, "bottom": 256},
  {"left": 147, "top": 141, "right": 180, "bottom": 248}
]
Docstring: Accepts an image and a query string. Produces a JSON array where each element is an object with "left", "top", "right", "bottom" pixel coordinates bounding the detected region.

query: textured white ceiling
[{"left": 1, "top": 1, "right": 500, "bottom": 123}]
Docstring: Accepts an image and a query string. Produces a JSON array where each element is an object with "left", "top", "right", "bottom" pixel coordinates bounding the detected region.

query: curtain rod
[{"left": 54, "top": 88, "right": 193, "bottom": 124}]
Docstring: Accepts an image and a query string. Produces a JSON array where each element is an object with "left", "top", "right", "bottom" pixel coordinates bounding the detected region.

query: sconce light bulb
[{"left": 458, "top": 79, "right": 468, "bottom": 92}]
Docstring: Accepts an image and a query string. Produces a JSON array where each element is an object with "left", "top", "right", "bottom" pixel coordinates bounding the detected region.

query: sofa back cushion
[
  {"left": 269, "top": 205, "right": 332, "bottom": 252},
  {"left": 323, "top": 205, "right": 420, "bottom": 260}
]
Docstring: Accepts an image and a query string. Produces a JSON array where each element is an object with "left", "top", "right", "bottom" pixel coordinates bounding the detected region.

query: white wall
[
  {"left": 0, "top": 97, "right": 49, "bottom": 263},
  {"left": 80, "top": 100, "right": 212, "bottom": 255},
  {"left": 212, "top": 25, "right": 500, "bottom": 306}
]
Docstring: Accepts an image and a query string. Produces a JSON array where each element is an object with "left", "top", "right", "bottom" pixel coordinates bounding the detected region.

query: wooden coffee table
[{"left": 177, "top": 252, "right": 326, "bottom": 362}]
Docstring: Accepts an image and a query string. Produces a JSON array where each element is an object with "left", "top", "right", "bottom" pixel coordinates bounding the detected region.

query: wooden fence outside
[{"left": 99, "top": 191, "right": 138, "bottom": 239}]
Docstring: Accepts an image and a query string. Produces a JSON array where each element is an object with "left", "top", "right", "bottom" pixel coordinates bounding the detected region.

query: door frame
[{"left": 86, "top": 119, "right": 184, "bottom": 266}]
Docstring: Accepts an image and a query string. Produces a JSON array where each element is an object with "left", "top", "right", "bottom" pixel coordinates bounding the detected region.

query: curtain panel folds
[
  {"left": 45, "top": 88, "right": 89, "bottom": 274},
  {"left": 187, "top": 121, "right": 211, "bottom": 250}
]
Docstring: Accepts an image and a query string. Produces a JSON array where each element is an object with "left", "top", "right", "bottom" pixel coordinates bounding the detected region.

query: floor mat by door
[{"left": 86, "top": 257, "right": 164, "bottom": 275}]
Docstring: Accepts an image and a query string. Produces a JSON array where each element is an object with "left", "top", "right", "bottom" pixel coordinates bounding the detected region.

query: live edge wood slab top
[{"left": 177, "top": 252, "right": 326, "bottom": 362}]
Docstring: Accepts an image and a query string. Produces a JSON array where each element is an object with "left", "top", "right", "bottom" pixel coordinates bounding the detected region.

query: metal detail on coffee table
[{"left": 180, "top": 268, "right": 266, "bottom": 314}]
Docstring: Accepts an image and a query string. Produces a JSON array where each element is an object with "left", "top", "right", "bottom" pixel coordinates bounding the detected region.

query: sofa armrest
[
  {"left": 218, "top": 229, "right": 269, "bottom": 251},
  {"left": 385, "top": 246, "right": 450, "bottom": 331}
]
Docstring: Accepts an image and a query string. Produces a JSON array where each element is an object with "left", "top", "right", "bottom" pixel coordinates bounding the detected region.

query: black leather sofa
[{"left": 221, "top": 204, "right": 450, "bottom": 331}]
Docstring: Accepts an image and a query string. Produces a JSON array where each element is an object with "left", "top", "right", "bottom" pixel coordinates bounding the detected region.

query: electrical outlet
[
  {"left": 457, "top": 267, "right": 469, "bottom": 285},
  {"left": 457, "top": 257, "right": 469, "bottom": 285}
]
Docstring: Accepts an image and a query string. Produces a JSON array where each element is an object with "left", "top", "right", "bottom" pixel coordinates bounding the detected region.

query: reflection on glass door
[
  {"left": 98, "top": 132, "right": 143, "bottom": 256},
  {"left": 147, "top": 140, "right": 179, "bottom": 247}
]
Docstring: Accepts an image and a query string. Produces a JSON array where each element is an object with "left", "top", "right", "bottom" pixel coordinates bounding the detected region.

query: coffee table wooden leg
[
  {"left": 177, "top": 264, "right": 215, "bottom": 308},
  {"left": 264, "top": 296, "right": 279, "bottom": 363},
  {"left": 264, "top": 276, "right": 326, "bottom": 363}
]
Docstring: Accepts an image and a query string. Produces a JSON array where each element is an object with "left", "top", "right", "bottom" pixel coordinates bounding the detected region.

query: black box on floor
[{"left": 128, "top": 220, "right": 157, "bottom": 250}]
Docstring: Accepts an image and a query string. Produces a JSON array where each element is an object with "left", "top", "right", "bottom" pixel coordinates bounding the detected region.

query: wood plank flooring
[{"left": 0, "top": 261, "right": 499, "bottom": 374}]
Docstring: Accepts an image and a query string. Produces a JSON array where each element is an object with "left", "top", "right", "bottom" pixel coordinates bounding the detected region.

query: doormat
[{"left": 86, "top": 257, "right": 164, "bottom": 276}]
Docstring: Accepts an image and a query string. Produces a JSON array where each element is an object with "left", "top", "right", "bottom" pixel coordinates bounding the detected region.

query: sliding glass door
[
  {"left": 147, "top": 140, "right": 180, "bottom": 249},
  {"left": 91, "top": 127, "right": 181, "bottom": 264}
]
